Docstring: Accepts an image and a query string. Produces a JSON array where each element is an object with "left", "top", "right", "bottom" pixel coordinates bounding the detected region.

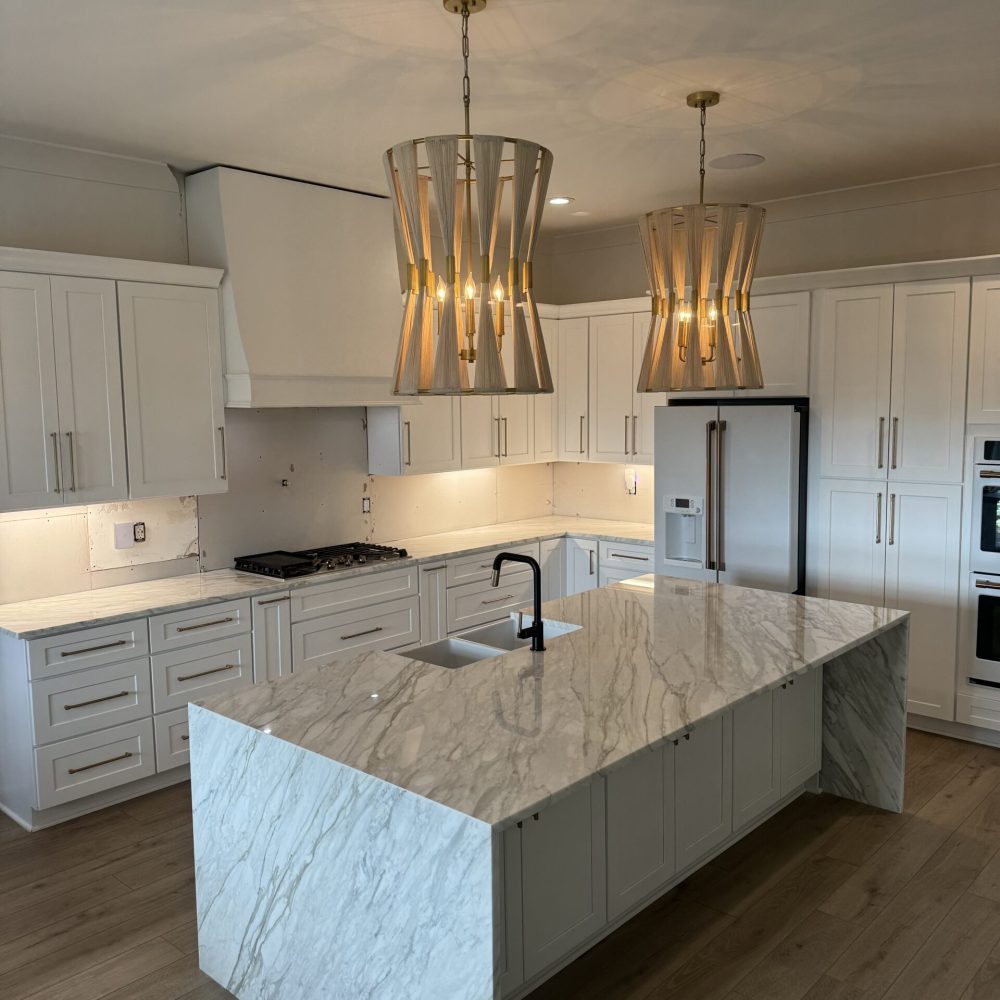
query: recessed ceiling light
[
  {"left": 548, "top": 196, "right": 575, "bottom": 205},
  {"left": 709, "top": 153, "right": 766, "bottom": 170},
  {"left": 571, "top": 210, "right": 591, "bottom": 216}
]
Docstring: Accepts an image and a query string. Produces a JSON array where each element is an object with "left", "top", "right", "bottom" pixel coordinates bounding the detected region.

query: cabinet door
[
  {"left": 606, "top": 743, "right": 675, "bottom": 920},
  {"left": 496, "top": 826, "right": 524, "bottom": 997},
  {"left": 814, "top": 478, "right": 887, "bottom": 608},
  {"left": 565, "top": 536, "right": 598, "bottom": 595},
  {"left": 968, "top": 275, "right": 1000, "bottom": 424},
  {"left": 499, "top": 394, "right": 534, "bottom": 466},
  {"left": 738, "top": 291, "right": 811, "bottom": 397},
  {"left": 460, "top": 395, "right": 499, "bottom": 469},
  {"left": 418, "top": 564, "right": 448, "bottom": 644},
  {"left": 589, "top": 314, "right": 635, "bottom": 463},
  {"left": 252, "top": 592, "right": 293, "bottom": 683},
  {"left": 779, "top": 667, "right": 823, "bottom": 796},
  {"left": 885, "top": 483, "right": 962, "bottom": 720},
  {"left": 815, "top": 285, "right": 893, "bottom": 479},
  {"left": 521, "top": 778, "right": 606, "bottom": 981},
  {"left": 557, "top": 317, "right": 589, "bottom": 461},
  {"left": 50, "top": 277, "right": 127, "bottom": 503},
  {"left": 404, "top": 397, "right": 462, "bottom": 474},
  {"left": 674, "top": 712, "right": 733, "bottom": 870},
  {"left": 534, "top": 318, "right": 559, "bottom": 462},
  {"left": 118, "top": 282, "right": 226, "bottom": 498},
  {"left": 888, "top": 279, "right": 969, "bottom": 484},
  {"left": 539, "top": 537, "right": 565, "bottom": 602},
  {"left": 631, "top": 313, "right": 664, "bottom": 463},
  {"left": 0, "top": 271, "right": 60, "bottom": 509},
  {"left": 732, "top": 689, "right": 780, "bottom": 831}
]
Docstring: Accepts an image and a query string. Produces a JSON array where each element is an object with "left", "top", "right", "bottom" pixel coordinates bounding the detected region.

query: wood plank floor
[{"left": 2, "top": 730, "right": 999, "bottom": 999}]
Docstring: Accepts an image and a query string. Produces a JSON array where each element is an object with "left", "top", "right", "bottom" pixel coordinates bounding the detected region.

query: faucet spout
[{"left": 491, "top": 551, "right": 545, "bottom": 652}]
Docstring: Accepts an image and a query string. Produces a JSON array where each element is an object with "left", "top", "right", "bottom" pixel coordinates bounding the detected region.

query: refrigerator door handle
[
  {"left": 717, "top": 419, "right": 727, "bottom": 572},
  {"left": 705, "top": 419, "right": 717, "bottom": 570}
]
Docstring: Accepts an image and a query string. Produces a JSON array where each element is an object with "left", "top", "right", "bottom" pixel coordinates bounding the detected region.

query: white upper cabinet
[
  {"left": 557, "top": 318, "right": 589, "bottom": 461},
  {"left": 367, "top": 398, "right": 462, "bottom": 476},
  {"left": 739, "top": 291, "right": 811, "bottom": 398},
  {"left": 631, "top": 314, "right": 663, "bottom": 464},
  {"left": 499, "top": 395, "right": 534, "bottom": 466},
  {"left": 816, "top": 285, "right": 894, "bottom": 480},
  {"left": 589, "top": 314, "right": 635, "bottom": 464},
  {"left": 534, "top": 318, "right": 558, "bottom": 462},
  {"left": 118, "top": 282, "right": 227, "bottom": 498},
  {"left": 888, "top": 279, "right": 969, "bottom": 484},
  {"left": 50, "top": 277, "right": 127, "bottom": 504},
  {"left": 460, "top": 395, "right": 499, "bottom": 470},
  {"left": 0, "top": 272, "right": 59, "bottom": 509},
  {"left": 968, "top": 275, "right": 1000, "bottom": 423}
]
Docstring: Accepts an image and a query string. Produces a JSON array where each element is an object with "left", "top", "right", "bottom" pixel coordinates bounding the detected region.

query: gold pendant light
[
  {"left": 637, "top": 92, "right": 766, "bottom": 393},
  {"left": 383, "top": 0, "right": 555, "bottom": 395}
]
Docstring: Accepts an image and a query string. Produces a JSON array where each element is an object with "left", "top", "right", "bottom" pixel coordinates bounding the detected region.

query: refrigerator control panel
[{"left": 665, "top": 495, "right": 704, "bottom": 515}]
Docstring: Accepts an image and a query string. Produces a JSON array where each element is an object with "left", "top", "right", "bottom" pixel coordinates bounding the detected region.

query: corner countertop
[
  {"left": 193, "top": 576, "right": 909, "bottom": 830},
  {"left": 0, "top": 516, "right": 652, "bottom": 639}
]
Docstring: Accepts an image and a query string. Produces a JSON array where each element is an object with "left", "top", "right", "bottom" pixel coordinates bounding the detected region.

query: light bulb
[
  {"left": 436, "top": 277, "right": 446, "bottom": 302},
  {"left": 465, "top": 274, "right": 476, "bottom": 301},
  {"left": 493, "top": 277, "right": 504, "bottom": 302}
]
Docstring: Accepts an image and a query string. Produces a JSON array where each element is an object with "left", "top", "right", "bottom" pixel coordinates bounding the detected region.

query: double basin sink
[{"left": 406, "top": 615, "right": 581, "bottom": 669}]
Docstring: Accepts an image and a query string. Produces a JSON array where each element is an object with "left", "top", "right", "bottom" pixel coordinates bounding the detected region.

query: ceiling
[{"left": 3, "top": 0, "right": 1000, "bottom": 231}]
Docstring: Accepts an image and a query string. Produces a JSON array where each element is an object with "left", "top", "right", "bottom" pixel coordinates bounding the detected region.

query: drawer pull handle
[
  {"left": 181, "top": 734, "right": 189, "bottom": 742},
  {"left": 481, "top": 594, "right": 515, "bottom": 605},
  {"left": 61, "top": 639, "right": 129, "bottom": 658},
  {"left": 609, "top": 552, "right": 649, "bottom": 561},
  {"left": 177, "top": 664, "right": 238, "bottom": 682},
  {"left": 68, "top": 751, "right": 133, "bottom": 775},
  {"left": 64, "top": 690, "right": 132, "bottom": 711},
  {"left": 256, "top": 596, "right": 290, "bottom": 606},
  {"left": 176, "top": 616, "right": 235, "bottom": 633},
  {"left": 340, "top": 626, "right": 384, "bottom": 640}
]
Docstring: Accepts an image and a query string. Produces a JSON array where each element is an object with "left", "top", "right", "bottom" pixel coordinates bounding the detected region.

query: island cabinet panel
[
  {"left": 251, "top": 592, "right": 292, "bottom": 683},
  {"left": 565, "top": 536, "right": 599, "bottom": 595},
  {"left": 521, "top": 777, "right": 607, "bottom": 981},
  {"left": 779, "top": 667, "right": 823, "bottom": 796},
  {"left": 496, "top": 826, "right": 524, "bottom": 998},
  {"left": 674, "top": 712, "right": 733, "bottom": 871},
  {"left": 606, "top": 743, "right": 676, "bottom": 920},
  {"left": 732, "top": 689, "right": 781, "bottom": 832}
]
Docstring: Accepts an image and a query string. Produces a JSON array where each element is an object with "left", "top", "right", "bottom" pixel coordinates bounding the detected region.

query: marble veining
[
  {"left": 0, "top": 516, "right": 652, "bottom": 639},
  {"left": 196, "top": 577, "right": 909, "bottom": 829}
]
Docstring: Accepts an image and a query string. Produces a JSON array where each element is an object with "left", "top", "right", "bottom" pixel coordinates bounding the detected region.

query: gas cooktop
[{"left": 234, "top": 542, "right": 409, "bottom": 579}]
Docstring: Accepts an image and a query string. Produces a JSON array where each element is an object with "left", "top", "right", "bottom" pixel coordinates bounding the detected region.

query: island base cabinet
[
  {"left": 520, "top": 777, "right": 607, "bottom": 981},
  {"left": 780, "top": 667, "right": 824, "bottom": 796},
  {"left": 496, "top": 826, "right": 524, "bottom": 998},
  {"left": 732, "top": 691, "right": 781, "bottom": 832},
  {"left": 606, "top": 743, "right": 676, "bottom": 920},
  {"left": 674, "top": 713, "right": 733, "bottom": 871}
]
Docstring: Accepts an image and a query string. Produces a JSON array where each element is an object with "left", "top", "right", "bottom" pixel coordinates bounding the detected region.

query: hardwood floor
[{"left": 2, "top": 730, "right": 999, "bottom": 999}]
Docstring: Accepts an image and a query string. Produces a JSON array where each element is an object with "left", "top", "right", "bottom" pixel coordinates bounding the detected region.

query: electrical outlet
[
  {"left": 362, "top": 497, "right": 371, "bottom": 514},
  {"left": 114, "top": 523, "right": 134, "bottom": 550},
  {"left": 133, "top": 521, "right": 146, "bottom": 543},
  {"left": 625, "top": 468, "right": 638, "bottom": 496}
]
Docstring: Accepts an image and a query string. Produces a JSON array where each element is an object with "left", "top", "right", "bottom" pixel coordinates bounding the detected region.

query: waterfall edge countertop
[
  {"left": 0, "top": 516, "right": 652, "bottom": 639},
  {"left": 193, "top": 577, "right": 908, "bottom": 830}
]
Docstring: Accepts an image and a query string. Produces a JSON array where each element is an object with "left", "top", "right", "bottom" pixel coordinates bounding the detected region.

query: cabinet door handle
[
  {"left": 256, "top": 595, "right": 290, "bottom": 606},
  {"left": 340, "top": 625, "right": 384, "bottom": 640},
  {"left": 218, "top": 426, "right": 227, "bottom": 480},
  {"left": 61, "top": 638, "right": 128, "bottom": 658},
  {"left": 177, "top": 663, "right": 238, "bottom": 683},
  {"left": 717, "top": 419, "right": 727, "bottom": 572},
  {"left": 589, "top": 548, "right": 595, "bottom": 575},
  {"left": 502, "top": 417, "right": 509, "bottom": 457},
  {"left": 65, "top": 431, "right": 76, "bottom": 491},
  {"left": 625, "top": 414, "right": 630, "bottom": 455},
  {"left": 404, "top": 420, "right": 412, "bottom": 467},
  {"left": 68, "top": 751, "right": 133, "bottom": 775},
  {"left": 705, "top": 420, "right": 716, "bottom": 570},
  {"left": 494, "top": 417, "right": 501, "bottom": 457},
  {"left": 877, "top": 417, "right": 885, "bottom": 470},
  {"left": 890, "top": 416, "right": 899, "bottom": 470},
  {"left": 181, "top": 734, "right": 190, "bottom": 742},
  {"left": 50, "top": 432, "right": 62, "bottom": 493},
  {"left": 888, "top": 493, "right": 896, "bottom": 546},
  {"left": 481, "top": 594, "right": 515, "bottom": 605},
  {"left": 579, "top": 415, "right": 585, "bottom": 454},
  {"left": 64, "top": 690, "right": 132, "bottom": 711},
  {"left": 632, "top": 415, "right": 638, "bottom": 456},
  {"left": 176, "top": 616, "right": 234, "bottom": 633},
  {"left": 875, "top": 492, "right": 883, "bottom": 544}
]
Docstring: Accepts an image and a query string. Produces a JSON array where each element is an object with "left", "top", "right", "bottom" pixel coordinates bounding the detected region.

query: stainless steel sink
[
  {"left": 405, "top": 637, "right": 507, "bottom": 669},
  {"left": 461, "top": 616, "right": 582, "bottom": 651}
]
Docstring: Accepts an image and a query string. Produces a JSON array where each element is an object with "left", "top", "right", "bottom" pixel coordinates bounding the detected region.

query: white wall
[{"left": 552, "top": 463, "right": 654, "bottom": 522}]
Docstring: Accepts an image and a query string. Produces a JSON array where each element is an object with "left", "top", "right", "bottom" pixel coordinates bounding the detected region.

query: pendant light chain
[
  {"left": 698, "top": 101, "right": 707, "bottom": 204},
  {"left": 461, "top": 2, "right": 472, "bottom": 135}
]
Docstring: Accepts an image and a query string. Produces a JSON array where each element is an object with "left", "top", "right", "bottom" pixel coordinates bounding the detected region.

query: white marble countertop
[
  {"left": 0, "top": 516, "right": 652, "bottom": 639},
  {"left": 195, "top": 576, "right": 908, "bottom": 830}
]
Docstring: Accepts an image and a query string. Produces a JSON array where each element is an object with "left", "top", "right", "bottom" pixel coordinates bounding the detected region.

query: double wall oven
[{"left": 969, "top": 437, "right": 1000, "bottom": 687}]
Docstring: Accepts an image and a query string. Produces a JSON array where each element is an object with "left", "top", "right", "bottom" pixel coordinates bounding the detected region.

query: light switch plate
[{"left": 114, "top": 523, "right": 135, "bottom": 549}]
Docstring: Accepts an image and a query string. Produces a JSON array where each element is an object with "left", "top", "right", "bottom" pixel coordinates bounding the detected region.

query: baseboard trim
[{"left": 907, "top": 714, "right": 1000, "bottom": 750}]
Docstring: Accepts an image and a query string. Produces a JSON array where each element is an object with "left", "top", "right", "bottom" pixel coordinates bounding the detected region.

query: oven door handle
[
  {"left": 976, "top": 579, "right": 1000, "bottom": 591},
  {"left": 980, "top": 470, "right": 1000, "bottom": 479}
]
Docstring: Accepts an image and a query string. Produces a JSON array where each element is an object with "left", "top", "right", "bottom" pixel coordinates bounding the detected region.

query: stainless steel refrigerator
[{"left": 653, "top": 399, "right": 808, "bottom": 593}]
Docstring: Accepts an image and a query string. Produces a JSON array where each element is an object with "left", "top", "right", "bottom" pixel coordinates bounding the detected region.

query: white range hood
[{"left": 185, "top": 166, "right": 406, "bottom": 408}]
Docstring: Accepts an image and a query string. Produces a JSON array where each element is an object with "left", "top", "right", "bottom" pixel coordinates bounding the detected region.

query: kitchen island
[{"left": 190, "top": 576, "right": 908, "bottom": 1000}]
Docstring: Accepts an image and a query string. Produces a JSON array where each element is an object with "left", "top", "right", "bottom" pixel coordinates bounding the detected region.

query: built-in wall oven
[
  {"left": 970, "top": 572, "right": 1000, "bottom": 688},
  {"left": 971, "top": 437, "right": 1000, "bottom": 575}
]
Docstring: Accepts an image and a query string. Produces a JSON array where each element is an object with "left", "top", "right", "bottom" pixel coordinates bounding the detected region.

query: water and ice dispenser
[{"left": 661, "top": 495, "right": 704, "bottom": 566}]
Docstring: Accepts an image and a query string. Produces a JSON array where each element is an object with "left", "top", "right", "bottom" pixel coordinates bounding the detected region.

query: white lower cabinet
[
  {"left": 606, "top": 744, "right": 676, "bottom": 920},
  {"left": 151, "top": 634, "right": 254, "bottom": 713},
  {"left": 674, "top": 713, "right": 733, "bottom": 870},
  {"left": 520, "top": 777, "right": 607, "bottom": 981},
  {"left": 565, "top": 536, "right": 599, "bottom": 595},
  {"left": 153, "top": 707, "right": 191, "bottom": 771},
  {"left": 446, "top": 575, "right": 535, "bottom": 634},
  {"left": 732, "top": 690, "right": 781, "bottom": 832},
  {"left": 539, "top": 538, "right": 566, "bottom": 602},
  {"left": 418, "top": 563, "right": 448, "bottom": 644},
  {"left": 251, "top": 592, "right": 293, "bottom": 682},
  {"left": 779, "top": 668, "right": 824, "bottom": 795}
]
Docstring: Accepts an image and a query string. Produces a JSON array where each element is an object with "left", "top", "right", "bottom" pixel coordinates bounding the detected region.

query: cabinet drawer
[
  {"left": 446, "top": 543, "right": 539, "bottom": 588},
  {"left": 31, "top": 657, "right": 153, "bottom": 746},
  {"left": 447, "top": 576, "right": 535, "bottom": 634},
  {"left": 291, "top": 596, "right": 420, "bottom": 671},
  {"left": 153, "top": 707, "right": 190, "bottom": 771},
  {"left": 290, "top": 566, "right": 418, "bottom": 623},
  {"left": 35, "top": 718, "right": 156, "bottom": 809},
  {"left": 151, "top": 634, "right": 254, "bottom": 713},
  {"left": 28, "top": 620, "right": 150, "bottom": 681},
  {"left": 149, "top": 599, "right": 251, "bottom": 653},
  {"left": 598, "top": 540, "right": 654, "bottom": 574}
]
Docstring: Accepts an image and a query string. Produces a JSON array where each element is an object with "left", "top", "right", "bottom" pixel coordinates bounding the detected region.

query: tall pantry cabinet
[{"left": 814, "top": 278, "right": 970, "bottom": 720}]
